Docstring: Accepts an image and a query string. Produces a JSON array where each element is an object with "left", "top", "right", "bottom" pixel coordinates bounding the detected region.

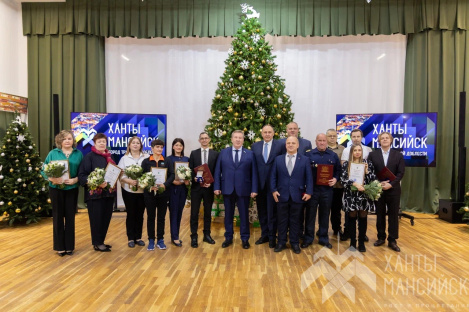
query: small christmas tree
[
  {"left": 205, "top": 3, "right": 295, "bottom": 150},
  {"left": 0, "top": 116, "right": 51, "bottom": 225}
]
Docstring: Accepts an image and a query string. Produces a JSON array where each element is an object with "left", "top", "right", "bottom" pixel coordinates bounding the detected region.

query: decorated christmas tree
[
  {"left": 0, "top": 116, "right": 51, "bottom": 225},
  {"left": 205, "top": 3, "right": 295, "bottom": 150}
]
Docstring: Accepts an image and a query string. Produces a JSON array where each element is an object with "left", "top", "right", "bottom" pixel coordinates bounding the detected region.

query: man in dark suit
[
  {"left": 188, "top": 132, "right": 219, "bottom": 248},
  {"left": 251, "top": 125, "right": 283, "bottom": 248},
  {"left": 270, "top": 136, "right": 313, "bottom": 254},
  {"left": 214, "top": 130, "right": 258, "bottom": 249},
  {"left": 278, "top": 122, "right": 312, "bottom": 155},
  {"left": 368, "top": 131, "right": 405, "bottom": 252}
]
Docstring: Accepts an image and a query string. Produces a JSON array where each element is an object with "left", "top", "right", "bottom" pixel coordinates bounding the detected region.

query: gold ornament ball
[
  {"left": 47, "top": 198, "right": 52, "bottom": 204},
  {"left": 26, "top": 159, "right": 30, "bottom": 163},
  {"left": 15, "top": 208, "right": 21, "bottom": 213},
  {"left": 283, "top": 108, "right": 287, "bottom": 112},
  {"left": 239, "top": 75, "right": 244, "bottom": 80},
  {"left": 260, "top": 116, "right": 264, "bottom": 120},
  {"left": 277, "top": 114, "right": 282, "bottom": 119},
  {"left": 251, "top": 61, "right": 255, "bottom": 65},
  {"left": 249, "top": 47, "right": 253, "bottom": 51},
  {"left": 274, "top": 104, "right": 278, "bottom": 108},
  {"left": 280, "top": 122, "right": 283, "bottom": 126},
  {"left": 36, "top": 191, "right": 39, "bottom": 194},
  {"left": 25, "top": 154, "right": 29, "bottom": 157},
  {"left": 221, "top": 82, "right": 224, "bottom": 86},
  {"left": 259, "top": 48, "right": 262, "bottom": 51},
  {"left": 244, "top": 128, "right": 248, "bottom": 132},
  {"left": 219, "top": 116, "right": 223, "bottom": 120},
  {"left": 9, "top": 168, "right": 13, "bottom": 173},
  {"left": 7, "top": 139, "right": 10, "bottom": 142},
  {"left": 3, "top": 211, "right": 6, "bottom": 216},
  {"left": 255, "top": 137, "right": 262, "bottom": 142},
  {"left": 251, "top": 71, "right": 255, "bottom": 75},
  {"left": 250, "top": 99, "right": 253, "bottom": 103},
  {"left": 35, "top": 209, "right": 38, "bottom": 212},
  {"left": 228, "top": 107, "right": 233, "bottom": 112},
  {"left": 14, "top": 190, "right": 18, "bottom": 194},
  {"left": 260, "top": 92, "right": 264, "bottom": 96},
  {"left": 31, "top": 182, "right": 34, "bottom": 185},
  {"left": 38, "top": 206, "right": 42, "bottom": 211},
  {"left": 248, "top": 88, "right": 251, "bottom": 91},
  {"left": 35, "top": 167, "right": 39, "bottom": 171},
  {"left": 283, "top": 95, "right": 287, "bottom": 98},
  {"left": 2, "top": 145, "right": 5, "bottom": 148},
  {"left": 258, "top": 76, "right": 262, "bottom": 80},
  {"left": 234, "top": 113, "right": 239, "bottom": 117},
  {"left": 256, "top": 29, "right": 260, "bottom": 32},
  {"left": 241, "top": 97, "right": 245, "bottom": 101},
  {"left": 262, "top": 60, "right": 266, "bottom": 64},
  {"left": 8, "top": 201, "right": 12, "bottom": 206},
  {"left": 222, "top": 131, "right": 227, "bottom": 136},
  {"left": 274, "top": 88, "right": 278, "bottom": 92},
  {"left": 230, "top": 62, "right": 233, "bottom": 65},
  {"left": 6, "top": 131, "right": 9, "bottom": 134},
  {"left": 267, "top": 86, "right": 270, "bottom": 90},
  {"left": 234, "top": 51, "right": 237, "bottom": 55},
  {"left": 275, "top": 132, "right": 279, "bottom": 136},
  {"left": 239, "top": 51, "right": 243, "bottom": 55},
  {"left": 216, "top": 94, "right": 221, "bottom": 99}
]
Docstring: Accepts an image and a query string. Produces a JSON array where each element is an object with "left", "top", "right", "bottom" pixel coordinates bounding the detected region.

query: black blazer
[
  {"left": 368, "top": 149, "right": 405, "bottom": 196},
  {"left": 78, "top": 152, "right": 116, "bottom": 202},
  {"left": 189, "top": 148, "right": 219, "bottom": 191}
]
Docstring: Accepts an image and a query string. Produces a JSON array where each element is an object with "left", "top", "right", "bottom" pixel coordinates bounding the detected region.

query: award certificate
[
  {"left": 104, "top": 163, "right": 122, "bottom": 188},
  {"left": 349, "top": 163, "right": 365, "bottom": 185},
  {"left": 151, "top": 167, "right": 167, "bottom": 185},
  {"left": 316, "top": 164, "right": 333, "bottom": 186}
]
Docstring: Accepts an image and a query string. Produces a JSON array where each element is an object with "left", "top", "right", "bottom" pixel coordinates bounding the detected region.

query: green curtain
[
  {"left": 22, "top": 0, "right": 469, "bottom": 38},
  {"left": 0, "top": 112, "right": 16, "bottom": 140},
  {"left": 27, "top": 34, "right": 106, "bottom": 160},
  {"left": 402, "top": 29, "right": 469, "bottom": 213}
]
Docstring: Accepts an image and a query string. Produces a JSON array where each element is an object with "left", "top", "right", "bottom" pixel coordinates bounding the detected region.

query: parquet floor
[{"left": 1, "top": 207, "right": 469, "bottom": 312}]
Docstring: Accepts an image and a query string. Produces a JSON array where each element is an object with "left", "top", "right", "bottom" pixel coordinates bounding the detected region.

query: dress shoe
[
  {"left": 94, "top": 245, "right": 111, "bottom": 252},
  {"left": 358, "top": 243, "right": 366, "bottom": 252},
  {"left": 203, "top": 235, "right": 216, "bottom": 244},
  {"left": 292, "top": 244, "right": 301, "bottom": 254},
  {"left": 300, "top": 241, "right": 312, "bottom": 249},
  {"left": 388, "top": 241, "right": 401, "bottom": 252},
  {"left": 105, "top": 244, "right": 112, "bottom": 249},
  {"left": 221, "top": 239, "right": 233, "bottom": 248},
  {"left": 374, "top": 239, "right": 386, "bottom": 247},
  {"left": 57, "top": 251, "right": 66, "bottom": 257},
  {"left": 172, "top": 240, "right": 182, "bottom": 247},
  {"left": 242, "top": 240, "right": 250, "bottom": 249},
  {"left": 319, "top": 241, "right": 332, "bottom": 249},
  {"left": 135, "top": 240, "right": 146, "bottom": 247},
  {"left": 255, "top": 236, "right": 269, "bottom": 245},
  {"left": 364, "top": 235, "right": 369, "bottom": 242},
  {"left": 65, "top": 251, "right": 74, "bottom": 256},
  {"left": 269, "top": 239, "right": 276, "bottom": 248},
  {"left": 333, "top": 230, "right": 344, "bottom": 236},
  {"left": 191, "top": 237, "right": 198, "bottom": 248},
  {"left": 128, "top": 240, "right": 135, "bottom": 248},
  {"left": 274, "top": 244, "right": 286, "bottom": 252},
  {"left": 340, "top": 232, "right": 350, "bottom": 241}
]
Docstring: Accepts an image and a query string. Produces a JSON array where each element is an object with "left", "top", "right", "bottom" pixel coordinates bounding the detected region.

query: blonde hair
[
  {"left": 378, "top": 131, "right": 393, "bottom": 142},
  {"left": 55, "top": 130, "right": 76, "bottom": 149},
  {"left": 347, "top": 144, "right": 364, "bottom": 173},
  {"left": 125, "top": 136, "right": 143, "bottom": 155}
]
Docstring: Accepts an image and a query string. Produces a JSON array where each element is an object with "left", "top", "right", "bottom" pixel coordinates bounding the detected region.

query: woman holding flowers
[
  {"left": 340, "top": 144, "right": 376, "bottom": 252},
  {"left": 118, "top": 136, "right": 148, "bottom": 248},
  {"left": 78, "top": 133, "right": 116, "bottom": 252},
  {"left": 42, "top": 130, "right": 83, "bottom": 256},
  {"left": 167, "top": 138, "right": 190, "bottom": 247}
]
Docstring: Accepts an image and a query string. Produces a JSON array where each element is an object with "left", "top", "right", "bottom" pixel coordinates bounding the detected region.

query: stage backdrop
[{"left": 105, "top": 34, "right": 406, "bottom": 153}]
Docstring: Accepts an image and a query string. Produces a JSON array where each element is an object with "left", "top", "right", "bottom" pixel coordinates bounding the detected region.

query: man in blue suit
[
  {"left": 270, "top": 136, "right": 313, "bottom": 254},
  {"left": 214, "top": 130, "right": 258, "bottom": 249},
  {"left": 278, "top": 122, "right": 313, "bottom": 155},
  {"left": 251, "top": 125, "right": 283, "bottom": 248}
]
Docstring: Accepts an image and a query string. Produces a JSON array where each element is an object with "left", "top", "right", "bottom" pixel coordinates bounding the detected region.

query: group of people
[{"left": 42, "top": 121, "right": 405, "bottom": 257}]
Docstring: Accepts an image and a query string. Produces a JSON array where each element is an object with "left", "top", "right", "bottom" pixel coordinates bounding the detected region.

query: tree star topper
[{"left": 241, "top": 3, "right": 260, "bottom": 19}]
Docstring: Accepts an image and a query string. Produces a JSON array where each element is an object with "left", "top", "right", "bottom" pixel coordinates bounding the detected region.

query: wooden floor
[{"left": 1, "top": 207, "right": 469, "bottom": 312}]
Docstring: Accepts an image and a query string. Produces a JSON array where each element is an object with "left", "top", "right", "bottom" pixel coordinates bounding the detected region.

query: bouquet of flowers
[
  {"left": 176, "top": 166, "right": 192, "bottom": 181},
  {"left": 351, "top": 180, "right": 383, "bottom": 201},
  {"left": 43, "top": 162, "right": 67, "bottom": 188},
  {"left": 87, "top": 168, "right": 107, "bottom": 195},
  {"left": 138, "top": 172, "right": 157, "bottom": 194},
  {"left": 124, "top": 164, "right": 143, "bottom": 191}
]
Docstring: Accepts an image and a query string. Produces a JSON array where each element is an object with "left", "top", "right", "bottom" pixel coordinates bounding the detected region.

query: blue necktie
[
  {"left": 235, "top": 149, "right": 239, "bottom": 165},
  {"left": 263, "top": 143, "right": 268, "bottom": 162}
]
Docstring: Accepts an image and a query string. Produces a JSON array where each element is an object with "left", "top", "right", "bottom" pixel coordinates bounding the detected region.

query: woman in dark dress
[
  {"left": 167, "top": 138, "right": 190, "bottom": 247},
  {"left": 78, "top": 133, "right": 116, "bottom": 252},
  {"left": 340, "top": 144, "right": 375, "bottom": 252},
  {"left": 42, "top": 130, "right": 83, "bottom": 256}
]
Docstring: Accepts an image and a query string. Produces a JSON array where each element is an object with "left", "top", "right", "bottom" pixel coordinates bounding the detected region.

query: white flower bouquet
[
  {"left": 124, "top": 164, "right": 143, "bottom": 191},
  {"left": 176, "top": 166, "right": 192, "bottom": 181},
  {"left": 43, "top": 162, "right": 67, "bottom": 188},
  {"left": 87, "top": 168, "right": 107, "bottom": 195},
  {"left": 138, "top": 172, "right": 157, "bottom": 194},
  {"left": 351, "top": 179, "right": 383, "bottom": 201}
]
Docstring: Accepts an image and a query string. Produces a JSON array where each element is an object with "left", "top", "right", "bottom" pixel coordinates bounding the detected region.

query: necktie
[
  {"left": 263, "top": 143, "right": 268, "bottom": 162},
  {"left": 203, "top": 149, "right": 207, "bottom": 164},
  {"left": 235, "top": 149, "right": 239, "bottom": 165},
  {"left": 287, "top": 155, "right": 293, "bottom": 175}
]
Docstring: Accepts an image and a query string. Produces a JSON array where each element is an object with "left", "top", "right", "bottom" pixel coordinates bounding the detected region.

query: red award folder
[
  {"left": 194, "top": 164, "right": 214, "bottom": 185},
  {"left": 316, "top": 164, "right": 333, "bottom": 186},
  {"left": 377, "top": 167, "right": 396, "bottom": 182}
]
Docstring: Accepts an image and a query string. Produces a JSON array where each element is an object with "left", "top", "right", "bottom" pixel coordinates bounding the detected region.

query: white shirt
[
  {"left": 381, "top": 148, "right": 390, "bottom": 166},
  {"left": 232, "top": 147, "right": 242, "bottom": 162},
  {"left": 285, "top": 153, "right": 297, "bottom": 169},
  {"left": 200, "top": 148, "right": 210, "bottom": 164},
  {"left": 118, "top": 152, "right": 149, "bottom": 193},
  {"left": 341, "top": 144, "right": 372, "bottom": 162}
]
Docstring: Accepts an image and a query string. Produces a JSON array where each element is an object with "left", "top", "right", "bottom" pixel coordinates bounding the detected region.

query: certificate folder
[
  {"left": 377, "top": 167, "right": 396, "bottom": 182},
  {"left": 316, "top": 164, "right": 333, "bottom": 186},
  {"left": 194, "top": 164, "right": 214, "bottom": 185}
]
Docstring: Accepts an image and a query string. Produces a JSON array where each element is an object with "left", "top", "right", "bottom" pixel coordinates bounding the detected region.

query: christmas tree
[
  {"left": 0, "top": 116, "right": 51, "bottom": 225},
  {"left": 205, "top": 3, "right": 295, "bottom": 150}
]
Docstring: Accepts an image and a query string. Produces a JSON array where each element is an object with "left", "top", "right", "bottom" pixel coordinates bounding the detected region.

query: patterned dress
[{"left": 340, "top": 160, "right": 376, "bottom": 212}]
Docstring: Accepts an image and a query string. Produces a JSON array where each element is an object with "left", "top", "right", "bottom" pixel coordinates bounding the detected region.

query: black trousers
[
  {"left": 331, "top": 188, "right": 344, "bottom": 232},
  {"left": 121, "top": 188, "right": 145, "bottom": 241},
  {"left": 190, "top": 187, "right": 214, "bottom": 237},
  {"left": 277, "top": 198, "right": 303, "bottom": 245},
  {"left": 375, "top": 191, "right": 401, "bottom": 242},
  {"left": 144, "top": 195, "right": 168, "bottom": 240},
  {"left": 255, "top": 187, "right": 271, "bottom": 239},
  {"left": 50, "top": 187, "right": 79, "bottom": 251},
  {"left": 87, "top": 197, "right": 114, "bottom": 246}
]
